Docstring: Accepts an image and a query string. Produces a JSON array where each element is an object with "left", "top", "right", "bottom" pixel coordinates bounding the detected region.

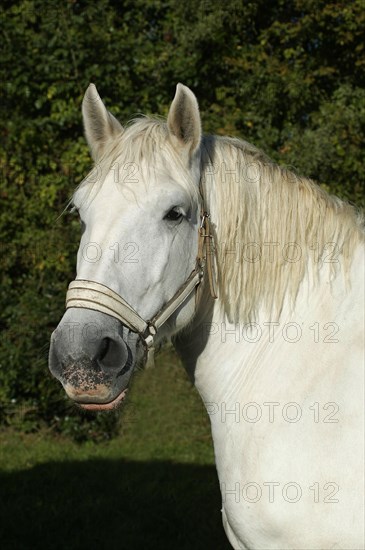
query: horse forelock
[{"left": 74, "top": 116, "right": 200, "bottom": 207}]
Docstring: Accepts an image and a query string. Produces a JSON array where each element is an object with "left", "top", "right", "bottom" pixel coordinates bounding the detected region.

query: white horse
[{"left": 49, "top": 83, "right": 364, "bottom": 549}]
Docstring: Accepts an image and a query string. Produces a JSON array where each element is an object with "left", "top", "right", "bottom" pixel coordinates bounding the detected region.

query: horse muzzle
[{"left": 49, "top": 308, "right": 138, "bottom": 410}]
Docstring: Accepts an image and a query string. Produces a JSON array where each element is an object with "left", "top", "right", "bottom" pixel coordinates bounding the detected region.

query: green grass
[{"left": 0, "top": 348, "right": 230, "bottom": 549}]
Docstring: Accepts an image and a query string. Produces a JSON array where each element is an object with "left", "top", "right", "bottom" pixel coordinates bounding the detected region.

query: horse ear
[
  {"left": 82, "top": 83, "right": 123, "bottom": 162},
  {"left": 167, "top": 83, "right": 201, "bottom": 156}
]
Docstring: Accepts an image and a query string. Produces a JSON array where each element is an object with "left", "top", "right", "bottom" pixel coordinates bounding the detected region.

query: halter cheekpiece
[{"left": 65, "top": 210, "right": 217, "bottom": 367}]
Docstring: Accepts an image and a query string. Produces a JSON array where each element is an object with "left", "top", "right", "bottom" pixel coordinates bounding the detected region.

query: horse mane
[
  {"left": 79, "top": 116, "right": 364, "bottom": 322},
  {"left": 201, "top": 135, "right": 365, "bottom": 321}
]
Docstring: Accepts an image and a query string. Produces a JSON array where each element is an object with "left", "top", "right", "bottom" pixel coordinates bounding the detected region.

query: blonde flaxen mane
[{"left": 201, "top": 135, "right": 364, "bottom": 321}]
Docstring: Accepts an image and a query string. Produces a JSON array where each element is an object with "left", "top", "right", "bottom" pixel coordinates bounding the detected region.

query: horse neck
[
  {"left": 180, "top": 240, "right": 364, "bottom": 409},
  {"left": 178, "top": 136, "right": 364, "bottom": 402}
]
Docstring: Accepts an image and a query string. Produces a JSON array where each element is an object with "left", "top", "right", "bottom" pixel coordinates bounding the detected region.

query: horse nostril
[
  {"left": 95, "top": 336, "right": 129, "bottom": 371},
  {"left": 98, "top": 337, "right": 111, "bottom": 362},
  {"left": 118, "top": 346, "right": 133, "bottom": 377}
]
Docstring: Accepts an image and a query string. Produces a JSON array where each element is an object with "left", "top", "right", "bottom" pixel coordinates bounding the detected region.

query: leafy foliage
[{"left": 0, "top": 0, "right": 364, "bottom": 437}]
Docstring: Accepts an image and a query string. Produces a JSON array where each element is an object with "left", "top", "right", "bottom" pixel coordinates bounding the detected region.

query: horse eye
[{"left": 164, "top": 208, "right": 183, "bottom": 222}]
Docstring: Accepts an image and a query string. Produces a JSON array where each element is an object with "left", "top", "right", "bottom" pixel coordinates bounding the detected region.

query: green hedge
[{"left": 1, "top": 0, "right": 364, "bottom": 438}]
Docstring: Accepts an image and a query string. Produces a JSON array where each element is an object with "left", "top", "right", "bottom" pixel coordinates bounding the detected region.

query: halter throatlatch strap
[
  {"left": 198, "top": 212, "right": 218, "bottom": 300},
  {"left": 65, "top": 211, "right": 217, "bottom": 368}
]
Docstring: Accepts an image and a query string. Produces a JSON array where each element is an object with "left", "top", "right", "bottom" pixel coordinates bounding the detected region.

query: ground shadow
[{"left": 0, "top": 459, "right": 231, "bottom": 549}]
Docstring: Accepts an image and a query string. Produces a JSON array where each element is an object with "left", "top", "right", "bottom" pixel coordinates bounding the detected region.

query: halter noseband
[{"left": 65, "top": 211, "right": 217, "bottom": 367}]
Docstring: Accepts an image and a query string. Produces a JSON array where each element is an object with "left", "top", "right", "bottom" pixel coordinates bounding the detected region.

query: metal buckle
[{"left": 200, "top": 211, "right": 209, "bottom": 229}]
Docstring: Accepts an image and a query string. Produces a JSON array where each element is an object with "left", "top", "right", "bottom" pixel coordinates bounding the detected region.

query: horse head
[{"left": 49, "top": 83, "right": 206, "bottom": 410}]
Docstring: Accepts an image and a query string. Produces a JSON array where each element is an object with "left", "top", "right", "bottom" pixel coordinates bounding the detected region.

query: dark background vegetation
[{"left": 1, "top": 0, "right": 364, "bottom": 438}]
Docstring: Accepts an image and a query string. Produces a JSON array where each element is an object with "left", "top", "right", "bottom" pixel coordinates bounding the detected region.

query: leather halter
[{"left": 65, "top": 211, "right": 217, "bottom": 367}]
